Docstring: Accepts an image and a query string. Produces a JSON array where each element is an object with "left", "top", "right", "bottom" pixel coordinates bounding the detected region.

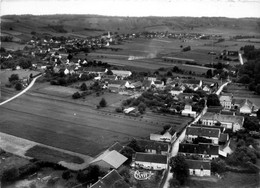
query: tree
[
  {"left": 9, "top": 74, "right": 19, "bottom": 82},
  {"left": 72, "top": 92, "right": 81, "bottom": 99},
  {"left": 138, "top": 102, "right": 146, "bottom": 114},
  {"left": 99, "top": 98, "right": 107, "bottom": 107},
  {"left": 169, "top": 155, "right": 189, "bottom": 185},
  {"left": 257, "top": 109, "right": 260, "bottom": 119},
  {"left": 19, "top": 58, "right": 32, "bottom": 69},
  {"left": 206, "top": 69, "right": 213, "bottom": 78},
  {"left": 127, "top": 139, "right": 145, "bottom": 152},
  {"left": 1, "top": 167, "right": 19, "bottom": 183},
  {"left": 113, "top": 179, "right": 129, "bottom": 188},
  {"left": 238, "top": 75, "right": 251, "bottom": 84},
  {"left": 256, "top": 84, "right": 260, "bottom": 95},
  {"left": 207, "top": 94, "right": 221, "bottom": 107},
  {"left": 106, "top": 69, "right": 113, "bottom": 75},
  {"left": 15, "top": 82, "right": 23, "bottom": 91},
  {"left": 62, "top": 170, "right": 72, "bottom": 180},
  {"left": 243, "top": 116, "right": 259, "bottom": 132},
  {"left": 211, "top": 158, "right": 226, "bottom": 174},
  {"left": 120, "top": 146, "right": 135, "bottom": 165},
  {"left": 80, "top": 83, "right": 88, "bottom": 91}
]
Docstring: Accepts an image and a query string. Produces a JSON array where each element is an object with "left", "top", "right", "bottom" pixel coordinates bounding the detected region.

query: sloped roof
[
  {"left": 219, "top": 133, "right": 229, "bottom": 143},
  {"left": 191, "top": 124, "right": 225, "bottom": 133},
  {"left": 186, "top": 159, "right": 211, "bottom": 170},
  {"left": 186, "top": 127, "right": 220, "bottom": 138},
  {"left": 219, "top": 95, "right": 232, "bottom": 102},
  {"left": 132, "top": 81, "right": 143, "bottom": 87},
  {"left": 91, "top": 150, "right": 127, "bottom": 169},
  {"left": 108, "top": 80, "right": 127, "bottom": 85},
  {"left": 178, "top": 143, "right": 219, "bottom": 155},
  {"left": 136, "top": 139, "right": 168, "bottom": 152},
  {"left": 182, "top": 79, "right": 201, "bottom": 85},
  {"left": 142, "top": 80, "right": 152, "bottom": 87},
  {"left": 201, "top": 112, "right": 244, "bottom": 125},
  {"left": 108, "top": 142, "right": 124, "bottom": 152},
  {"left": 111, "top": 70, "right": 131, "bottom": 76},
  {"left": 91, "top": 169, "right": 129, "bottom": 188},
  {"left": 135, "top": 152, "right": 167, "bottom": 164}
]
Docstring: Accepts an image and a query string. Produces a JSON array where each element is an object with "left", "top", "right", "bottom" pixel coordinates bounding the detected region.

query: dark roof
[
  {"left": 142, "top": 80, "right": 152, "bottom": 87},
  {"left": 182, "top": 79, "right": 201, "bottom": 85},
  {"left": 91, "top": 169, "right": 129, "bottom": 188},
  {"left": 186, "top": 127, "right": 220, "bottom": 138},
  {"left": 154, "top": 80, "right": 163, "bottom": 85},
  {"left": 186, "top": 159, "right": 211, "bottom": 170},
  {"left": 108, "top": 80, "right": 126, "bottom": 85},
  {"left": 136, "top": 139, "right": 169, "bottom": 152},
  {"left": 178, "top": 143, "right": 219, "bottom": 155},
  {"left": 135, "top": 152, "right": 167, "bottom": 164},
  {"left": 191, "top": 124, "right": 225, "bottom": 133},
  {"left": 219, "top": 133, "right": 229, "bottom": 143},
  {"left": 207, "top": 106, "right": 223, "bottom": 113},
  {"left": 108, "top": 142, "right": 124, "bottom": 152},
  {"left": 132, "top": 81, "right": 143, "bottom": 87}
]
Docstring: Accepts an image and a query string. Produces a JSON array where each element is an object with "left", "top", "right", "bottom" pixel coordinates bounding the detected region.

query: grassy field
[
  {"left": 0, "top": 69, "right": 40, "bottom": 84},
  {"left": 186, "top": 172, "right": 259, "bottom": 188},
  {"left": 25, "top": 145, "right": 84, "bottom": 164}
]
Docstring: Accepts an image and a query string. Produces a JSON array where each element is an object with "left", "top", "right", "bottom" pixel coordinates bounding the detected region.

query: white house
[
  {"left": 200, "top": 112, "right": 244, "bottom": 132},
  {"left": 181, "top": 104, "right": 197, "bottom": 118},
  {"left": 219, "top": 94, "right": 233, "bottom": 110},
  {"left": 186, "top": 159, "right": 211, "bottom": 176},
  {"left": 133, "top": 152, "right": 167, "bottom": 170},
  {"left": 169, "top": 87, "right": 183, "bottom": 96},
  {"left": 232, "top": 98, "right": 257, "bottom": 114}
]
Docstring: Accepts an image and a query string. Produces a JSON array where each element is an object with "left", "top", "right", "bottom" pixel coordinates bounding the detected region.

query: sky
[{"left": 1, "top": 0, "right": 260, "bottom": 18}]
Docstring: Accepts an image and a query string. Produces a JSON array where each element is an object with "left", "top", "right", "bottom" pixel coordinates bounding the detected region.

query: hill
[{"left": 1, "top": 15, "right": 260, "bottom": 42}]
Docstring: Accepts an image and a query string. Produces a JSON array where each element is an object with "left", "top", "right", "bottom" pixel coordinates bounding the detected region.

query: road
[
  {"left": 162, "top": 81, "right": 229, "bottom": 188},
  {"left": 0, "top": 74, "right": 42, "bottom": 106}
]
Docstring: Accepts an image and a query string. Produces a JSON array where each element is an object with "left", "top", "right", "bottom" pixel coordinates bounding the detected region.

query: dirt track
[{"left": 0, "top": 90, "right": 162, "bottom": 157}]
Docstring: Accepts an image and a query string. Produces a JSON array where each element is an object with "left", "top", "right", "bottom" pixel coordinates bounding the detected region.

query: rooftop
[
  {"left": 186, "top": 127, "right": 220, "bottom": 138},
  {"left": 178, "top": 143, "right": 219, "bottom": 155},
  {"left": 186, "top": 159, "right": 211, "bottom": 170},
  {"left": 136, "top": 139, "right": 169, "bottom": 152},
  {"left": 201, "top": 112, "right": 244, "bottom": 125},
  {"left": 135, "top": 152, "right": 167, "bottom": 164}
]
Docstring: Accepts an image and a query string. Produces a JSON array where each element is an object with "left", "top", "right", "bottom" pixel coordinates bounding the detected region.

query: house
[
  {"left": 135, "top": 139, "right": 169, "bottom": 155},
  {"left": 90, "top": 143, "right": 127, "bottom": 170},
  {"left": 200, "top": 112, "right": 244, "bottom": 132},
  {"left": 111, "top": 70, "right": 132, "bottom": 78},
  {"left": 106, "top": 80, "right": 128, "bottom": 93},
  {"left": 186, "top": 126, "right": 220, "bottom": 145},
  {"left": 153, "top": 80, "right": 164, "bottom": 89},
  {"left": 202, "top": 85, "right": 211, "bottom": 93},
  {"left": 181, "top": 104, "right": 197, "bottom": 118},
  {"left": 133, "top": 152, "right": 167, "bottom": 170},
  {"left": 219, "top": 94, "right": 233, "bottom": 110},
  {"left": 178, "top": 143, "right": 219, "bottom": 160},
  {"left": 232, "top": 98, "right": 257, "bottom": 114},
  {"left": 178, "top": 93, "right": 194, "bottom": 101},
  {"left": 90, "top": 169, "right": 129, "bottom": 188},
  {"left": 131, "top": 81, "right": 143, "bottom": 89},
  {"left": 182, "top": 79, "right": 202, "bottom": 90},
  {"left": 186, "top": 159, "right": 211, "bottom": 176},
  {"left": 169, "top": 87, "right": 183, "bottom": 96},
  {"left": 142, "top": 80, "right": 154, "bottom": 90},
  {"left": 150, "top": 128, "right": 177, "bottom": 143},
  {"left": 102, "top": 75, "right": 118, "bottom": 81}
]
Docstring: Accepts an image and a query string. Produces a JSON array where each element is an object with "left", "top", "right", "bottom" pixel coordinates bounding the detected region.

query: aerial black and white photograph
[{"left": 0, "top": 0, "right": 260, "bottom": 187}]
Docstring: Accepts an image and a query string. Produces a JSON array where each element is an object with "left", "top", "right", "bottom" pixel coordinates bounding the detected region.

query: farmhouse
[
  {"left": 153, "top": 80, "right": 164, "bottom": 89},
  {"left": 150, "top": 128, "right": 177, "bottom": 143},
  {"left": 133, "top": 152, "right": 167, "bottom": 170},
  {"left": 200, "top": 112, "right": 244, "bottom": 132},
  {"left": 178, "top": 143, "right": 219, "bottom": 160},
  {"left": 90, "top": 169, "right": 129, "bottom": 188},
  {"left": 169, "top": 87, "right": 183, "bottom": 96},
  {"left": 181, "top": 104, "right": 197, "bottom": 118},
  {"left": 182, "top": 79, "right": 202, "bottom": 90},
  {"left": 185, "top": 126, "right": 220, "bottom": 145},
  {"left": 106, "top": 80, "right": 129, "bottom": 92},
  {"left": 142, "top": 80, "right": 154, "bottom": 90},
  {"left": 135, "top": 139, "right": 169, "bottom": 155},
  {"left": 186, "top": 159, "right": 211, "bottom": 176},
  {"left": 219, "top": 94, "right": 233, "bottom": 110}
]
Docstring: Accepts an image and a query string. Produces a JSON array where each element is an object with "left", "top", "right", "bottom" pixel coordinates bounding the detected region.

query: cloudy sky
[{"left": 1, "top": 0, "right": 260, "bottom": 18}]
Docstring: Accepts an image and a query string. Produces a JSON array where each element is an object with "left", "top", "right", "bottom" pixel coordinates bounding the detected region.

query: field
[
  {"left": 25, "top": 145, "right": 84, "bottom": 164},
  {"left": 187, "top": 172, "right": 259, "bottom": 188},
  {"left": 0, "top": 69, "right": 40, "bottom": 84}
]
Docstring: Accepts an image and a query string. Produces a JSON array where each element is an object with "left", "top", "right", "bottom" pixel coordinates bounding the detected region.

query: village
[{"left": 1, "top": 14, "right": 260, "bottom": 188}]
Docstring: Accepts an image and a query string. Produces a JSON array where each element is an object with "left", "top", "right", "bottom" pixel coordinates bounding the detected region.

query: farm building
[
  {"left": 219, "top": 94, "right": 233, "bottom": 110},
  {"left": 200, "top": 112, "right": 244, "bottom": 132},
  {"left": 150, "top": 128, "right": 177, "bottom": 143},
  {"left": 178, "top": 143, "right": 219, "bottom": 160},
  {"left": 186, "top": 159, "right": 211, "bottom": 176},
  {"left": 110, "top": 70, "right": 132, "bottom": 78},
  {"left": 90, "top": 169, "right": 129, "bottom": 188},
  {"left": 232, "top": 98, "right": 258, "bottom": 114},
  {"left": 90, "top": 142, "right": 127, "bottom": 170},
  {"left": 135, "top": 139, "right": 169, "bottom": 155},
  {"left": 133, "top": 152, "right": 167, "bottom": 170},
  {"left": 185, "top": 126, "right": 220, "bottom": 145}
]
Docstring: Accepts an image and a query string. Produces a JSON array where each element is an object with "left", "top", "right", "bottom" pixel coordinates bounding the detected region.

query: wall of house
[
  {"left": 135, "top": 161, "right": 167, "bottom": 170},
  {"left": 220, "top": 101, "right": 232, "bottom": 109},
  {"left": 189, "top": 169, "right": 211, "bottom": 176},
  {"left": 240, "top": 106, "right": 251, "bottom": 114}
]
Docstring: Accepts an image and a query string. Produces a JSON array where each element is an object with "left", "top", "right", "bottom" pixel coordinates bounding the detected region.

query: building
[
  {"left": 181, "top": 104, "right": 197, "bottom": 118},
  {"left": 90, "top": 169, "right": 129, "bottom": 188},
  {"left": 200, "top": 112, "right": 244, "bottom": 132},
  {"left": 106, "top": 80, "right": 129, "bottom": 93},
  {"left": 136, "top": 139, "right": 169, "bottom": 155},
  {"left": 153, "top": 80, "right": 164, "bottom": 89},
  {"left": 111, "top": 70, "right": 132, "bottom": 78},
  {"left": 232, "top": 98, "right": 257, "bottom": 114},
  {"left": 186, "top": 159, "right": 211, "bottom": 176},
  {"left": 150, "top": 128, "right": 177, "bottom": 143},
  {"left": 219, "top": 94, "right": 233, "bottom": 110},
  {"left": 182, "top": 79, "right": 202, "bottom": 90},
  {"left": 186, "top": 126, "right": 220, "bottom": 145},
  {"left": 178, "top": 143, "right": 219, "bottom": 160},
  {"left": 133, "top": 152, "right": 167, "bottom": 170},
  {"left": 90, "top": 143, "right": 127, "bottom": 170},
  {"left": 169, "top": 87, "right": 183, "bottom": 96}
]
